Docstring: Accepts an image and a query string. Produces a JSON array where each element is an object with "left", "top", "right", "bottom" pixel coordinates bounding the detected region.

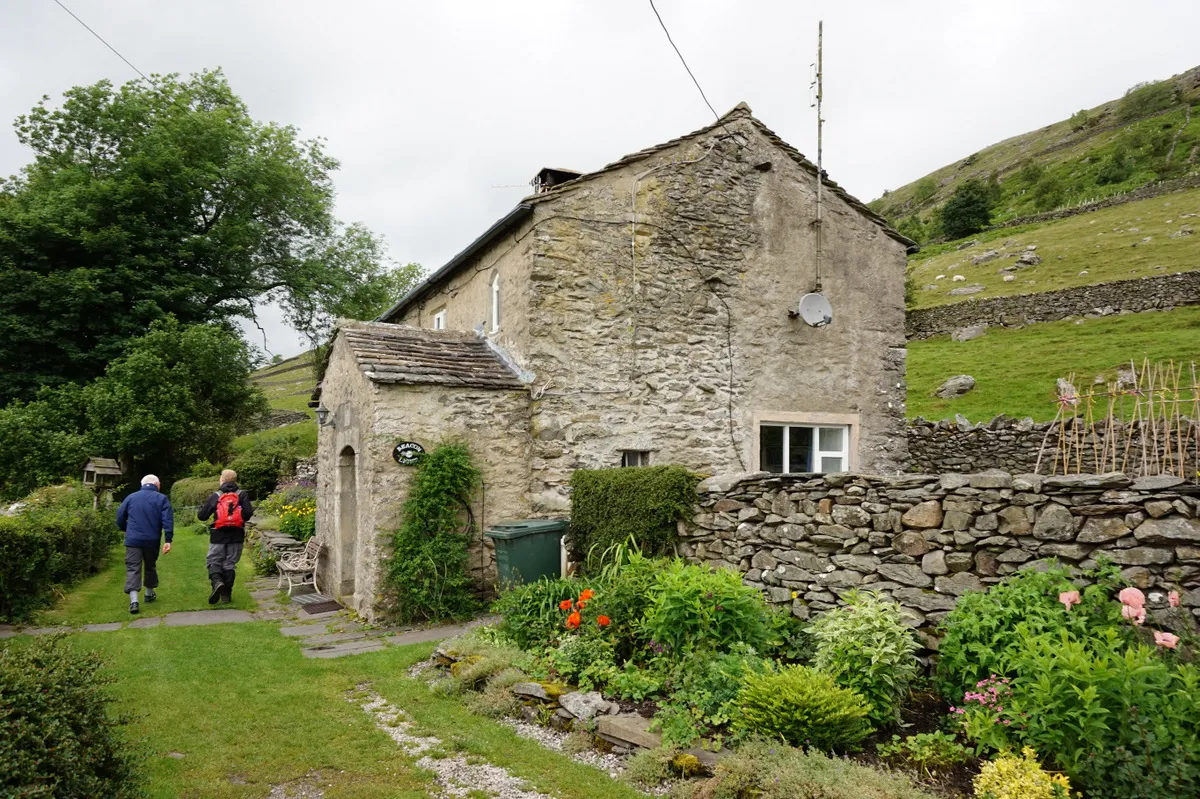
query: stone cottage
[{"left": 314, "top": 103, "right": 915, "bottom": 617}]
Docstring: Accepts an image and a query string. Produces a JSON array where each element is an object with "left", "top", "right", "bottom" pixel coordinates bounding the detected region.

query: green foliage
[
  {"left": 671, "top": 738, "right": 935, "bottom": 799},
  {"left": 0, "top": 483, "right": 118, "bottom": 622},
  {"left": 567, "top": 466, "right": 698, "bottom": 568},
  {"left": 1016, "top": 161, "right": 1045, "bottom": 186},
  {"left": 605, "top": 662, "right": 666, "bottom": 702},
  {"left": 436, "top": 633, "right": 532, "bottom": 695},
  {"left": 1096, "top": 145, "right": 1134, "bottom": 185},
  {"left": 1069, "top": 109, "right": 1091, "bottom": 131},
  {"left": 936, "top": 562, "right": 1126, "bottom": 701},
  {"left": 1031, "top": 171, "right": 1067, "bottom": 211},
  {"left": 255, "top": 480, "right": 316, "bottom": 518},
  {"left": 169, "top": 476, "right": 221, "bottom": 510},
  {"left": 492, "top": 578, "right": 581, "bottom": 651},
  {"left": 734, "top": 666, "right": 873, "bottom": 750},
  {"left": 654, "top": 649, "right": 771, "bottom": 747},
  {"left": 1118, "top": 80, "right": 1177, "bottom": 122},
  {"left": 808, "top": 591, "right": 920, "bottom": 726},
  {"left": 228, "top": 426, "right": 313, "bottom": 499},
  {"left": 547, "top": 636, "right": 618, "bottom": 692},
  {"left": 623, "top": 746, "right": 681, "bottom": 790},
  {"left": 592, "top": 550, "right": 660, "bottom": 660},
  {"left": 913, "top": 178, "right": 937, "bottom": 204},
  {"left": 642, "top": 560, "right": 771, "bottom": 657},
  {"left": 0, "top": 636, "right": 143, "bottom": 798},
  {"left": 897, "top": 216, "right": 926, "bottom": 247},
  {"left": 385, "top": 441, "right": 482, "bottom": 623},
  {"left": 877, "top": 731, "right": 971, "bottom": 779},
  {"left": 764, "top": 607, "right": 815, "bottom": 663},
  {"left": 939, "top": 179, "right": 994, "bottom": 239},
  {"left": 246, "top": 530, "right": 278, "bottom": 577},
  {"left": 973, "top": 629, "right": 1200, "bottom": 798},
  {"left": 0, "top": 69, "right": 394, "bottom": 405},
  {"left": 278, "top": 496, "right": 316, "bottom": 541}
]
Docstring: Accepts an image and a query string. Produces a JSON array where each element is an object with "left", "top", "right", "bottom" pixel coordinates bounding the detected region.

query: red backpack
[{"left": 213, "top": 491, "right": 244, "bottom": 529}]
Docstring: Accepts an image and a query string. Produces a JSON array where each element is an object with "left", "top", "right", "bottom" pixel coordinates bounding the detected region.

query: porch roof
[{"left": 339, "top": 322, "right": 525, "bottom": 390}]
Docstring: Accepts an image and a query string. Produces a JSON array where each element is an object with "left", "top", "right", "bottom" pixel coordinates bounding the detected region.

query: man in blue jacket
[{"left": 116, "top": 475, "right": 174, "bottom": 614}]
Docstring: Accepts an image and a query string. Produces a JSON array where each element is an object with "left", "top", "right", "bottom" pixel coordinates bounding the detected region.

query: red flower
[
  {"left": 559, "top": 599, "right": 573, "bottom": 611},
  {"left": 579, "top": 589, "right": 595, "bottom": 602},
  {"left": 597, "top": 615, "right": 611, "bottom": 627},
  {"left": 575, "top": 601, "right": 588, "bottom": 611},
  {"left": 565, "top": 611, "right": 582, "bottom": 630}
]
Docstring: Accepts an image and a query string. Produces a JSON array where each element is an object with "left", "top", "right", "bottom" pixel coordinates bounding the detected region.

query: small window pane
[
  {"left": 818, "top": 426, "right": 843, "bottom": 452},
  {"left": 759, "top": 426, "right": 784, "bottom": 473},
  {"left": 621, "top": 451, "right": 650, "bottom": 468},
  {"left": 788, "top": 426, "right": 813, "bottom": 473},
  {"left": 820, "top": 456, "right": 844, "bottom": 473}
]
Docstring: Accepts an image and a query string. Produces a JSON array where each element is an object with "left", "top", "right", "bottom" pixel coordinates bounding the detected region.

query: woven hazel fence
[{"left": 1038, "top": 359, "right": 1200, "bottom": 480}]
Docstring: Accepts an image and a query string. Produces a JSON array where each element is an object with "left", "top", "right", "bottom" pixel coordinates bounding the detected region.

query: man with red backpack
[{"left": 197, "top": 469, "right": 254, "bottom": 604}]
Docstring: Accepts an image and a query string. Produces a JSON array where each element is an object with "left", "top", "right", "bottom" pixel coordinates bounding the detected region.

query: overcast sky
[{"left": 4, "top": 1, "right": 1198, "bottom": 357}]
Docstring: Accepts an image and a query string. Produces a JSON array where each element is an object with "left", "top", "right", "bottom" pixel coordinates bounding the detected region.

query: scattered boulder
[
  {"left": 972, "top": 250, "right": 999, "bottom": 265},
  {"left": 948, "top": 284, "right": 985, "bottom": 295},
  {"left": 933, "top": 375, "right": 976, "bottom": 398},
  {"left": 951, "top": 325, "right": 987, "bottom": 342},
  {"left": 559, "top": 691, "right": 612, "bottom": 721},
  {"left": 1016, "top": 250, "right": 1042, "bottom": 267}
]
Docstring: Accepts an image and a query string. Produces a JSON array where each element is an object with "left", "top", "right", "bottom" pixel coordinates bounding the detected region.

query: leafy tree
[
  {"left": 0, "top": 70, "right": 394, "bottom": 403},
  {"left": 1117, "top": 80, "right": 1176, "bottom": 122},
  {"left": 938, "top": 179, "right": 994, "bottom": 240},
  {"left": 913, "top": 177, "right": 937, "bottom": 204},
  {"left": 896, "top": 215, "right": 926, "bottom": 244},
  {"left": 1032, "top": 172, "right": 1067, "bottom": 211},
  {"left": 1016, "top": 161, "right": 1045, "bottom": 186},
  {"left": 0, "top": 320, "right": 266, "bottom": 499},
  {"left": 1096, "top": 145, "right": 1134, "bottom": 185},
  {"left": 1069, "top": 109, "right": 1091, "bottom": 131}
]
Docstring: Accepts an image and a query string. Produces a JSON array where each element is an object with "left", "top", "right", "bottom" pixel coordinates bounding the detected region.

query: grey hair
[{"left": 141, "top": 474, "right": 160, "bottom": 486}]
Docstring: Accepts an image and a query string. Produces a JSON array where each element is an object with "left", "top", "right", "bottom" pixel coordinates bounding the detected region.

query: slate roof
[
  {"left": 84, "top": 457, "right": 122, "bottom": 475},
  {"left": 339, "top": 323, "right": 525, "bottom": 390},
  {"left": 379, "top": 102, "right": 912, "bottom": 323}
]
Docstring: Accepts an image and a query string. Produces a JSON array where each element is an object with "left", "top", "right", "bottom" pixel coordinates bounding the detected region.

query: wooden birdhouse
[{"left": 83, "top": 457, "right": 123, "bottom": 489}]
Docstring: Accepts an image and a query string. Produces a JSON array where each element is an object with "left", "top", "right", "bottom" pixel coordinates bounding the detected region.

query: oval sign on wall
[{"left": 392, "top": 442, "right": 425, "bottom": 466}]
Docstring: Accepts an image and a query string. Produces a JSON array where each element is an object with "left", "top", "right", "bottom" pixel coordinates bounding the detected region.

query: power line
[
  {"left": 51, "top": 0, "right": 150, "bottom": 82},
  {"left": 647, "top": 0, "right": 719, "bottom": 121}
]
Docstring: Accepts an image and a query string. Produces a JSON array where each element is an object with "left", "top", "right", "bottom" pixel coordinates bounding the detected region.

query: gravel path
[{"left": 352, "top": 686, "right": 556, "bottom": 799}]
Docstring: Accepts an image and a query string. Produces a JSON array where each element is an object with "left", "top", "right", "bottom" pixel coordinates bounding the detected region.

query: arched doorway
[{"left": 336, "top": 446, "right": 358, "bottom": 596}]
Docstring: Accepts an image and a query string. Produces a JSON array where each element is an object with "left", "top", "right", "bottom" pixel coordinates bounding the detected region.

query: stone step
[
  {"left": 162, "top": 610, "right": 255, "bottom": 627},
  {"left": 301, "top": 640, "right": 385, "bottom": 659}
]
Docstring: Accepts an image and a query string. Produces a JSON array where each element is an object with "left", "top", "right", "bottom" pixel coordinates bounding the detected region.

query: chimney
[{"left": 531, "top": 167, "right": 583, "bottom": 194}]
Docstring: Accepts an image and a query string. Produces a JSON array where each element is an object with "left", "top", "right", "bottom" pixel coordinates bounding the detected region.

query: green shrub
[
  {"left": 246, "top": 530, "right": 278, "bottom": 577},
  {"left": 278, "top": 496, "right": 316, "bottom": 541},
  {"left": 734, "top": 666, "right": 873, "bottom": 750},
  {"left": 0, "top": 483, "right": 118, "bottom": 622},
  {"left": 1069, "top": 109, "right": 1091, "bottom": 131},
  {"left": 808, "top": 591, "right": 919, "bottom": 726},
  {"left": 654, "top": 648, "right": 772, "bottom": 747},
  {"left": 385, "top": 441, "right": 481, "bottom": 623},
  {"left": 972, "top": 747, "right": 1074, "bottom": 799},
  {"left": 606, "top": 661, "right": 666, "bottom": 701},
  {"left": 939, "top": 179, "right": 994, "bottom": 240},
  {"left": 256, "top": 480, "right": 316, "bottom": 518},
  {"left": 642, "top": 560, "right": 771, "bottom": 657},
  {"left": 436, "top": 633, "right": 532, "bottom": 695},
  {"left": 671, "top": 738, "right": 935, "bottom": 799},
  {"left": 877, "top": 731, "right": 971, "bottom": 779},
  {"left": 1096, "top": 146, "right": 1134, "bottom": 185},
  {"left": 1118, "top": 80, "right": 1176, "bottom": 122},
  {"left": 0, "top": 636, "right": 143, "bottom": 798},
  {"left": 547, "top": 635, "right": 618, "bottom": 691},
  {"left": 936, "top": 562, "right": 1126, "bottom": 702},
  {"left": 973, "top": 628, "right": 1200, "bottom": 798},
  {"left": 913, "top": 177, "right": 937, "bottom": 204},
  {"left": 592, "top": 550, "right": 660, "bottom": 660},
  {"left": 567, "top": 466, "right": 698, "bottom": 569},
  {"left": 168, "top": 475, "right": 220, "bottom": 509},
  {"left": 493, "top": 578, "right": 582, "bottom": 650}
]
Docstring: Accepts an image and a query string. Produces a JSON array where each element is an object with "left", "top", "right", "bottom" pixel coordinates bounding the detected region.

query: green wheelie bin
[{"left": 485, "top": 519, "right": 568, "bottom": 586}]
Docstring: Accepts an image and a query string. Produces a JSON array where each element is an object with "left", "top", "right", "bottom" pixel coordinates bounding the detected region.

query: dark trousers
[{"left": 124, "top": 545, "right": 159, "bottom": 593}]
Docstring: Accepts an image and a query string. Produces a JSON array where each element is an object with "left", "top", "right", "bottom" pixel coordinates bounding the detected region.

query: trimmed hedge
[
  {"left": 567, "top": 466, "right": 698, "bottom": 569},
  {"left": 0, "top": 635, "right": 143, "bottom": 798},
  {"left": 0, "top": 483, "right": 117, "bottom": 622},
  {"left": 168, "top": 475, "right": 220, "bottom": 509}
]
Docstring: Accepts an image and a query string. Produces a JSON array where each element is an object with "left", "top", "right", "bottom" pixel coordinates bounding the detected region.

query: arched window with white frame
[{"left": 490, "top": 273, "right": 501, "bottom": 334}]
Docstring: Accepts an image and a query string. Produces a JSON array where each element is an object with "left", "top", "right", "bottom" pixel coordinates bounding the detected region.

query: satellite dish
[{"left": 797, "top": 292, "right": 833, "bottom": 327}]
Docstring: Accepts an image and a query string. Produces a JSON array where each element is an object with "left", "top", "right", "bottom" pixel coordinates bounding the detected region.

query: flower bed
[{"left": 420, "top": 548, "right": 1200, "bottom": 797}]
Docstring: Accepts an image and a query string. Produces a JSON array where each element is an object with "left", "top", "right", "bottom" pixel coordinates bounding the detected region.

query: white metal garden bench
[{"left": 276, "top": 538, "right": 322, "bottom": 597}]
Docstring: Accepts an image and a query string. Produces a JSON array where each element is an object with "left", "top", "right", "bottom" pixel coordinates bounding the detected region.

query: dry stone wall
[
  {"left": 684, "top": 470, "right": 1200, "bottom": 644},
  {"left": 905, "top": 271, "right": 1200, "bottom": 340},
  {"left": 908, "top": 415, "right": 1199, "bottom": 476}
]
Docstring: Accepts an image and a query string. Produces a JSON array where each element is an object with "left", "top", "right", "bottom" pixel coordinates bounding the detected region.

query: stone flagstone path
[{"left": 0, "top": 575, "right": 488, "bottom": 658}]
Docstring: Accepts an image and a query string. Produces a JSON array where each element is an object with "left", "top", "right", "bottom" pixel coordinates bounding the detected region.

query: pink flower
[
  {"left": 1169, "top": 591, "right": 1181, "bottom": 608},
  {"left": 1059, "top": 590, "right": 1081, "bottom": 611},
  {"left": 1121, "top": 603, "right": 1146, "bottom": 625},
  {"left": 1119, "top": 587, "right": 1146, "bottom": 609},
  {"left": 1154, "top": 631, "right": 1180, "bottom": 649}
]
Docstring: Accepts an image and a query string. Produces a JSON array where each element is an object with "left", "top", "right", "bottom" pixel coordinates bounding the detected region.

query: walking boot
[
  {"left": 144, "top": 589, "right": 157, "bottom": 603},
  {"left": 129, "top": 600, "right": 139, "bottom": 615},
  {"left": 220, "top": 570, "right": 235, "bottom": 603},
  {"left": 208, "top": 572, "right": 226, "bottom": 605}
]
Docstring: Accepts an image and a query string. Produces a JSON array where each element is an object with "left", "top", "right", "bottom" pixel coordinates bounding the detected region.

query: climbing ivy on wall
[
  {"left": 568, "top": 465, "right": 699, "bottom": 570},
  {"left": 385, "top": 440, "right": 481, "bottom": 623}
]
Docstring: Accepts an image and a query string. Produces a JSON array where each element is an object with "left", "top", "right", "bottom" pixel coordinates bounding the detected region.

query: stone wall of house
[
  {"left": 906, "top": 272, "right": 1200, "bottom": 340},
  {"left": 907, "top": 415, "right": 1200, "bottom": 476},
  {"left": 683, "top": 470, "right": 1200, "bottom": 644},
  {"left": 519, "top": 112, "right": 909, "bottom": 512}
]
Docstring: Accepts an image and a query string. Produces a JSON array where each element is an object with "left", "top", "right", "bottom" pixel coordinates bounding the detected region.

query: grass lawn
[
  {"left": 251, "top": 350, "right": 318, "bottom": 418},
  {"left": 39, "top": 524, "right": 257, "bottom": 626},
  {"left": 907, "top": 186, "right": 1200, "bottom": 309},
  {"left": 27, "top": 624, "right": 639, "bottom": 799},
  {"left": 907, "top": 305, "right": 1200, "bottom": 422}
]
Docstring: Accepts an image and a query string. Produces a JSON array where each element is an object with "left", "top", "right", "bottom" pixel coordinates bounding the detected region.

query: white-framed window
[
  {"left": 490, "top": 273, "right": 501, "bottom": 334},
  {"left": 621, "top": 450, "right": 651, "bottom": 468},
  {"left": 432, "top": 308, "right": 447, "bottom": 330},
  {"left": 758, "top": 424, "right": 849, "bottom": 474}
]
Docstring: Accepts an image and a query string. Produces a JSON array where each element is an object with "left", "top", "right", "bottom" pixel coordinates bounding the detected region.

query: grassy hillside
[
  {"left": 907, "top": 305, "right": 1200, "bottom": 421},
  {"left": 873, "top": 66, "right": 1200, "bottom": 234},
  {"left": 250, "top": 350, "right": 318, "bottom": 417},
  {"left": 908, "top": 186, "right": 1200, "bottom": 308}
]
